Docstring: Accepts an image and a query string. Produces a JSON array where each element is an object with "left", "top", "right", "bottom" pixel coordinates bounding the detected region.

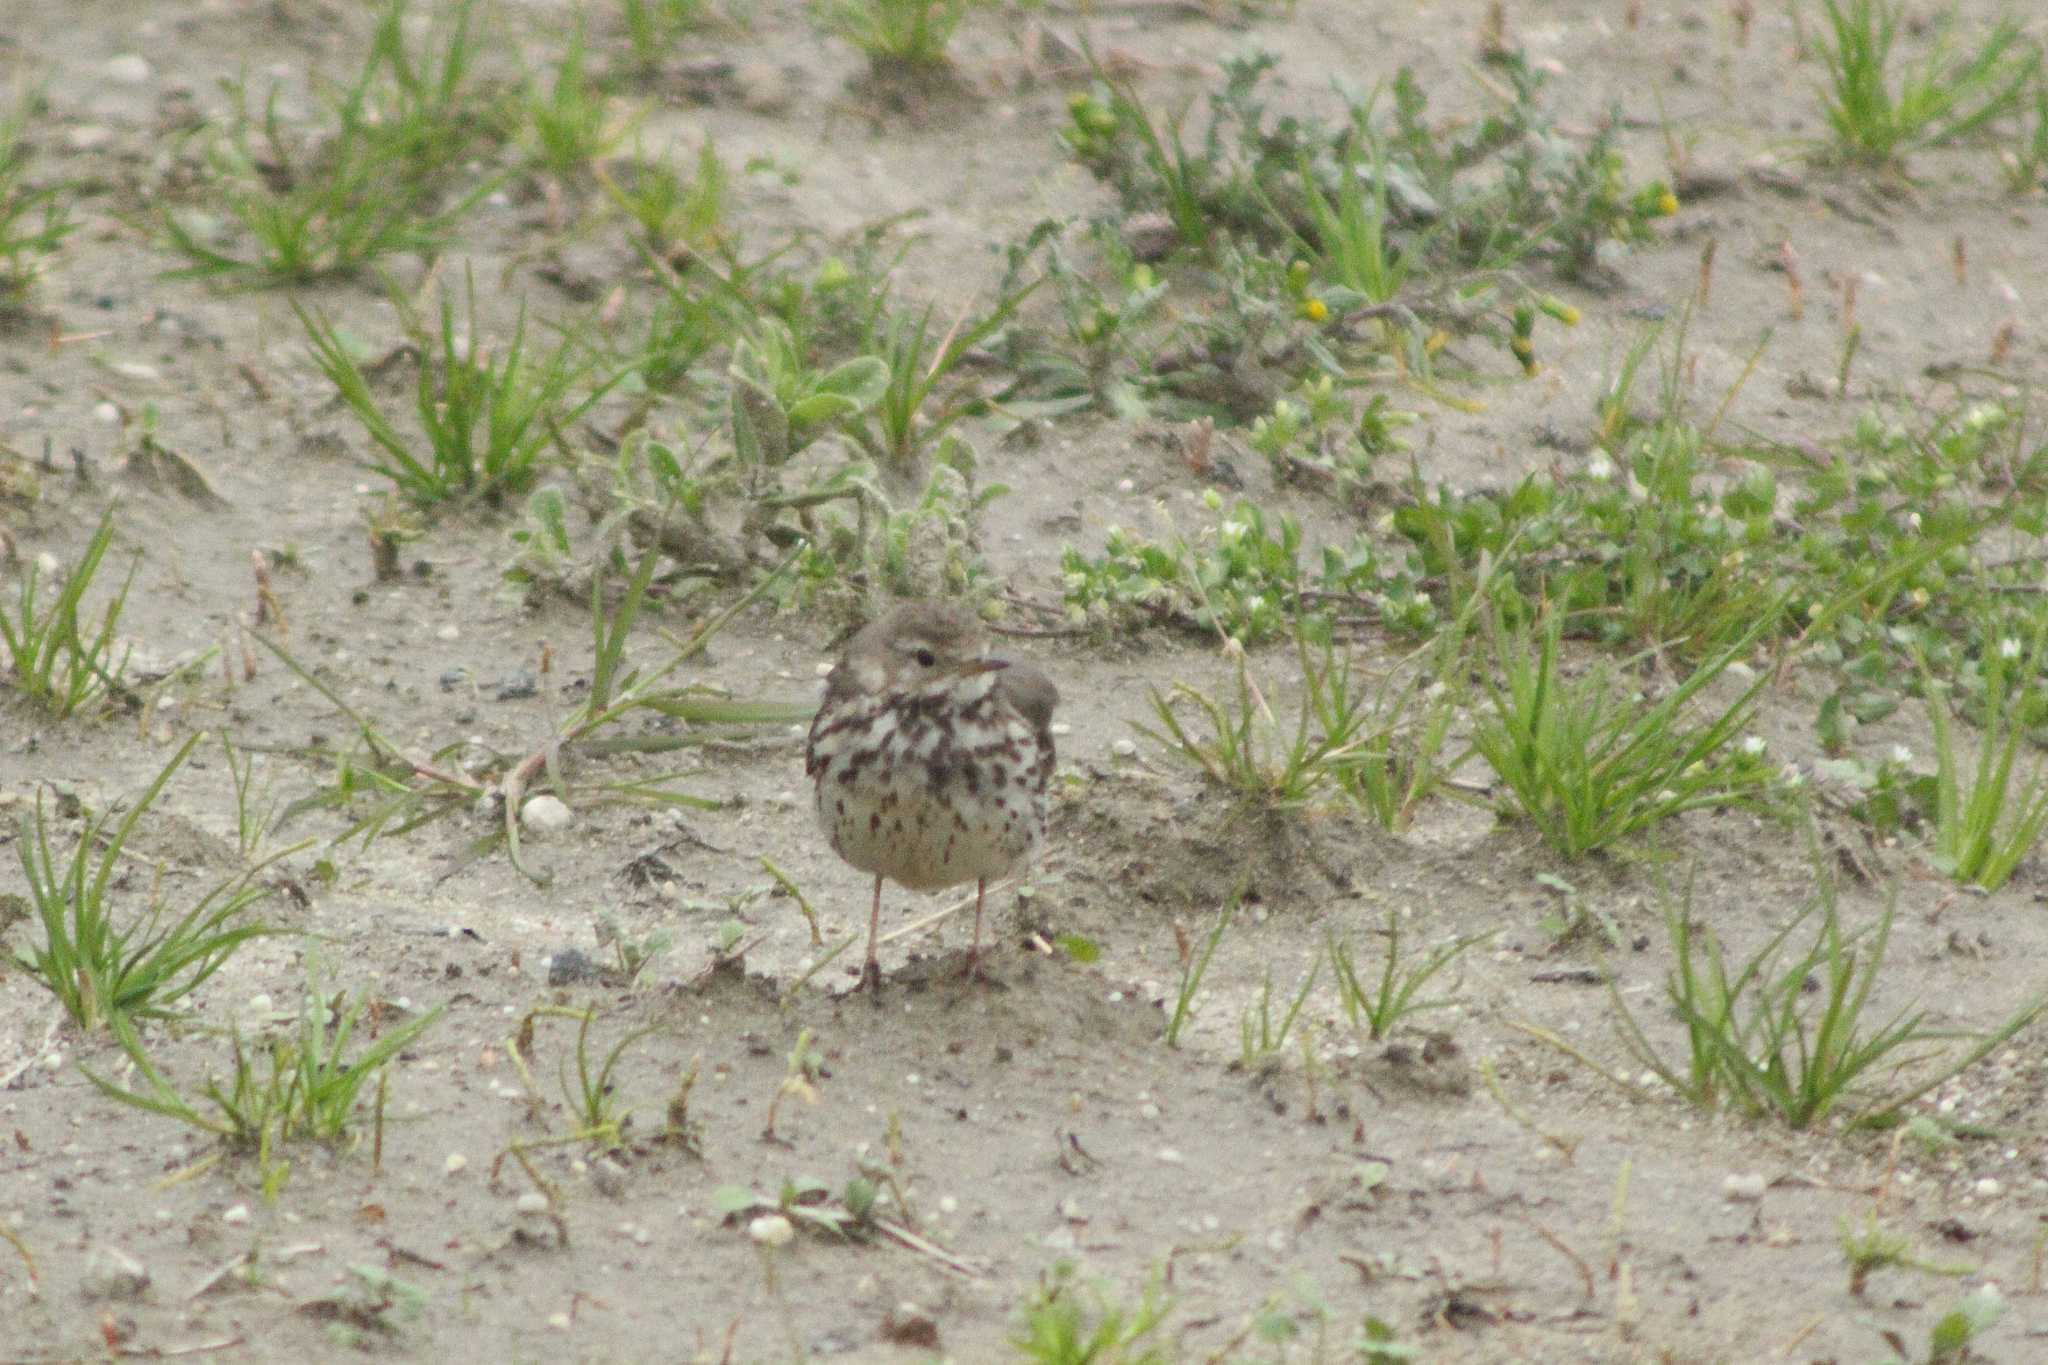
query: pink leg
[
  {"left": 860, "top": 874, "right": 884, "bottom": 997},
  {"left": 964, "top": 877, "right": 987, "bottom": 980}
]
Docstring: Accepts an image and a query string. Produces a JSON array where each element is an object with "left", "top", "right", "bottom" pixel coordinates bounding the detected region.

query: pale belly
[{"left": 812, "top": 708, "right": 1047, "bottom": 892}]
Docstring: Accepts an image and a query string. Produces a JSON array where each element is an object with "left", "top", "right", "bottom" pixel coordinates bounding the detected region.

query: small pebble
[
  {"left": 521, "top": 795, "right": 573, "bottom": 832},
  {"left": 1110, "top": 739, "right": 1137, "bottom": 758},
  {"left": 515, "top": 1192, "right": 550, "bottom": 1215},
  {"left": 105, "top": 54, "right": 152, "bottom": 84},
  {"left": 436, "top": 623, "right": 461, "bottom": 641},
  {"left": 1722, "top": 1173, "right": 1767, "bottom": 1202},
  {"left": 93, "top": 402, "right": 120, "bottom": 425},
  {"left": 547, "top": 1312, "right": 571, "bottom": 1330},
  {"left": 445, "top": 1153, "right": 468, "bottom": 1176},
  {"left": 1975, "top": 1177, "right": 2002, "bottom": 1198},
  {"left": 222, "top": 1205, "right": 250, "bottom": 1226}
]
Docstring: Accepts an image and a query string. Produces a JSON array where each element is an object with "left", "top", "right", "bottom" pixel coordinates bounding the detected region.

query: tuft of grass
[
  {"left": 10, "top": 735, "right": 287, "bottom": 1033},
  {"left": 1560, "top": 855, "right": 2047, "bottom": 1130},
  {"left": 810, "top": 0, "right": 977, "bottom": 74},
  {"left": 524, "top": 24, "right": 627, "bottom": 179},
  {"left": 0, "top": 508, "right": 136, "bottom": 716},
  {"left": 1165, "top": 889, "right": 1239, "bottom": 1048},
  {"left": 1012, "top": 1260, "right": 1172, "bottom": 1365},
  {"left": 1922, "top": 632, "right": 2048, "bottom": 890},
  {"left": 0, "top": 89, "right": 74, "bottom": 307},
  {"left": 1814, "top": 0, "right": 2042, "bottom": 168},
  {"left": 84, "top": 978, "right": 443, "bottom": 1201},
  {"left": 1138, "top": 636, "right": 1383, "bottom": 814},
  {"left": 1328, "top": 912, "right": 1488, "bottom": 1041},
  {"left": 162, "top": 0, "right": 503, "bottom": 284},
  {"left": 1470, "top": 606, "right": 1780, "bottom": 857},
  {"left": 297, "top": 269, "right": 631, "bottom": 508},
  {"left": 501, "top": 1006, "right": 659, "bottom": 1150},
  {"left": 847, "top": 287, "right": 1032, "bottom": 486}
]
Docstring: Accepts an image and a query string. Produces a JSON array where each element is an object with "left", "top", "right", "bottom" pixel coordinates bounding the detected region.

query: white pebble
[
  {"left": 1156, "top": 1148, "right": 1183, "bottom": 1164},
  {"left": 105, "top": 54, "right": 152, "bottom": 84},
  {"left": 436, "top": 623, "right": 460, "bottom": 641},
  {"left": 93, "top": 402, "right": 120, "bottom": 425},
  {"left": 1975, "top": 1177, "right": 2002, "bottom": 1198},
  {"left": 521, "top": 795, "right": 573, "bottom": 832},
  {"left": 515, "top": 1192, "right": 550, "bottom": 1215},
  {"left": 1110, "top": 739, "right": 1137, "bottom": 758},
  {"left": 222, "top": 1204, "right": 250, "bottom": 1225},
  {"left": 547, "top": 1312, "right": 571, "bottom": 1330},
  {"left": 444, "top": 1153, "right": 468, "bottom": 1176},
  {"left": 1722, "top": 1173, "right": 1767, "bottom": 1202}
]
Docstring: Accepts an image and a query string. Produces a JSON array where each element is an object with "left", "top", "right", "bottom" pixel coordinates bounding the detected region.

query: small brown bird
[{"left": 805, "top": 602, "right": 1058, "bottom": 993}]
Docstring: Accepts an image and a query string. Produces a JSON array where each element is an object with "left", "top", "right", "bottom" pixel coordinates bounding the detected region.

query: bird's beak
[{"left": 951, "top": 658, "right": 1010, "bottom": 678}]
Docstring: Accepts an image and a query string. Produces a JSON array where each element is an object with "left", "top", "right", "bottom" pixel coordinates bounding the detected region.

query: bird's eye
[{"left": 914, "top": 648, "right": 937, "bottom": 668}]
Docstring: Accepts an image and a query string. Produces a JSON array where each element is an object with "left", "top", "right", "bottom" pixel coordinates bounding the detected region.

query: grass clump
[
  {"left": 1012, "top": 1260, "right": 1171, "bottom": 1365},
  {"left": 0, "top": 508, "right": 135, "bottom": 716},
  {"left": 1559, "top": 857, "right": 2047, "bottom": 1130},
  {"left": 298, "top": 270, "right": 630, "bottom": 508},
  {"left": 1469, "top": 607, "right": 1780, "bottom": 857},
  {"left": 1814, "top": 0, "right": 2042, "bottom": 168},
  {"left": 1922, "top": 631, "right": 2048, "bottom": 890},
  {"left": 11, "top": 735, "right": 287, "bottom": 1033},
  {"left": 0, "top": 90, "right": 74, "bottom": 307},
  {"left": 86, "top": 979, "right": 442, "bottom": 1200},
  {"left": 163, "top": 0, "right": 504, "bottom": 284},
  {"left": 810, "top": 0, "right": 977, "bottom": 74}
]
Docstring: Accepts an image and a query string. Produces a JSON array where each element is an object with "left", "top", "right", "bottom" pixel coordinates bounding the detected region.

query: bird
[{"left": 804, "top": 602, "right": 1058, "bottom": 994}]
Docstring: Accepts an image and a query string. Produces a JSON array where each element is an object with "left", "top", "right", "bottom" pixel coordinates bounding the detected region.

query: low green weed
[
  {"left": 0, "top": 90, "right": 74, "bottom": 306},
  {"left": 810, "top": 0, "right": 976, "bottom": 73},
  {"left": 1470, "top": 607, "right": 1780, "bottom": 857},
  {"left": 85, "top": 979, "right": 443, "bottom": 1200},
  {"left": 164, "top": 0, "right": 502, "bottom": 284},
  {"left": 1922, "top": 631, "right": 2048, "bottom": 890},
  {"left": 298, "top": 271, "right": 630, "bottom": 507},
  {"left": 1814, "top": 0, "right": 2041, "bottom": 168},
  {"left": 0, "top": 508, "right": 135, "bottom": 716},
  {"left": 503, "top": 1005, "right": 658, "bottom": 1149},
  {"left": 11, "top": 735, "right": 287, "bottom": 1032},
  {"left": 524, "top": 24, "right": 626, "bottom": 179},
  {"left": 1329, "top": 912, "right": 1487, "bottom": 1040},
  {"left": 1012, "top": 1260, "right": 1171, "bottom": 1365},
  {"left": 1578, "top": 861, "right": 2046, "bottom": 1129},
  {"left": 847, "top": 287, "right": 1031, "bottom": 486}
]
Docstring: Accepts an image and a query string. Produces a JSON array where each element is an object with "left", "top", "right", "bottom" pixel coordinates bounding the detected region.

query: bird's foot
[{"left": 856, "top": 956, "right": 884, "bottom": 1000}]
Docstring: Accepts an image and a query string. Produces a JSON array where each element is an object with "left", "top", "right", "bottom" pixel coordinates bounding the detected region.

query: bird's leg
[
  {"left": 860, "top": 874, "right": 884, "bottom": 999},
  {"left": 962, "top": 877, "right": 987, "bottom": 981}
]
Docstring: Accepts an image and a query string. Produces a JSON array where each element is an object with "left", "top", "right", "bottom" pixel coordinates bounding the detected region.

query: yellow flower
[
  {"left": 1300, "top": 297, "right": 1329, "bottom": 323},
  {"left": 1656, "top": 190, "right": 1679, "bottom": 217}
]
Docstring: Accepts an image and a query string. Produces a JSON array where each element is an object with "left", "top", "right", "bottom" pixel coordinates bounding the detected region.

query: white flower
[
  {"left": 1905, "top": 511, "right": 1922, "bottom": 532},
  {"left": 1740, "top": 736, "right": 1767, "bottom": 757},
  {"left": 1586, "top": 450, "right": 1616, "bottom": 482},
  {"left": 1999, "top": 637, "right": 2022, "bottom": 660},
  {"left": 1890, "top": 744, "right": 1913, "bottom": 767},
  {"left": 1220, "top": 520, "right": 1247, "bottom": 540}
]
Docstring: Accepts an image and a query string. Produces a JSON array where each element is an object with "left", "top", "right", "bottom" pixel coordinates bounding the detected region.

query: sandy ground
[{"left": 4, "top": 0, "right": 2048, "bottom": 1360}]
